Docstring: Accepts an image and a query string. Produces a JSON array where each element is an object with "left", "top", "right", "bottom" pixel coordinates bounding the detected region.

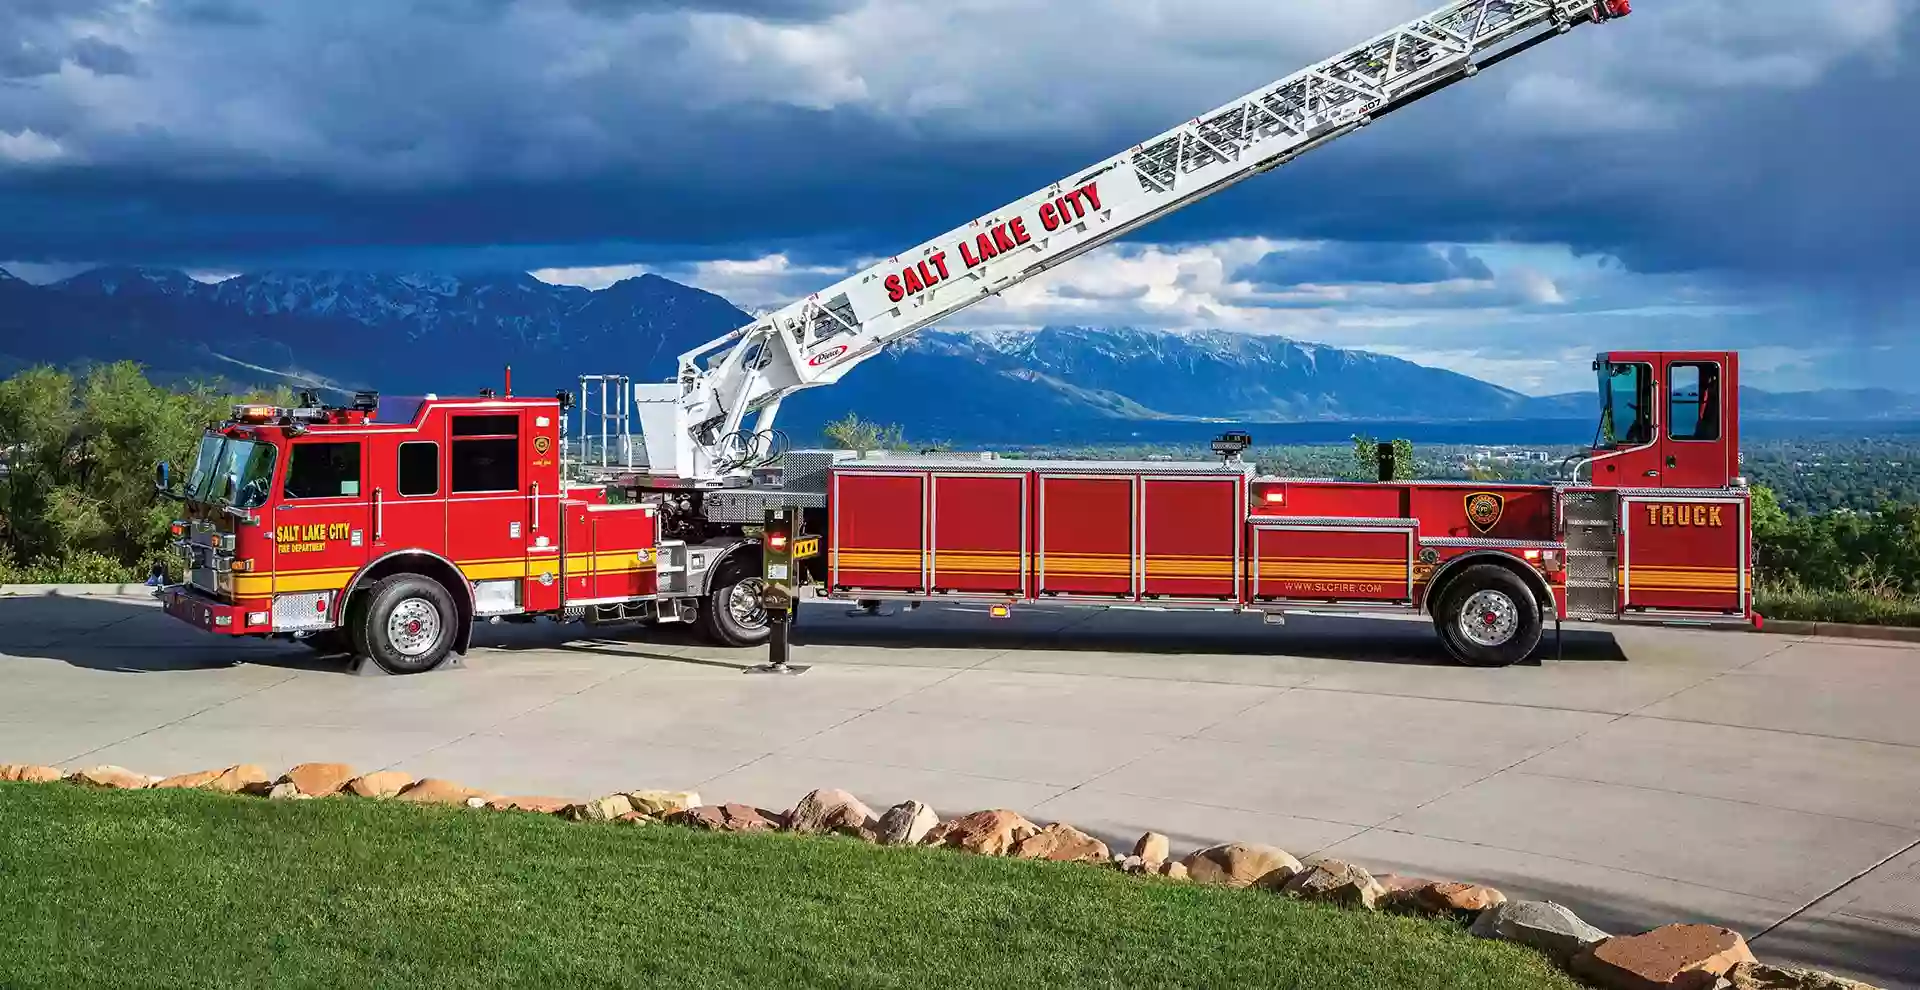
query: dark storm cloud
[
  {"left": 1238, "top": 243, "right": 1495, "bottom": 287},
  {"left": 0, "top": 0, "right": 1914, "bottom": 306}
]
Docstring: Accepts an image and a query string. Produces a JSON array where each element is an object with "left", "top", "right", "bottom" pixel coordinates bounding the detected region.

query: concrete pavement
[{"left": 1, "top": 594, "right": 1915, "bottom": 988}]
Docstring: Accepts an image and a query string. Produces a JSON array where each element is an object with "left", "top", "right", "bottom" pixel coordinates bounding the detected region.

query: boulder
[
  {"left": 1282, "top": 858, "right": 1387, "bottom": 910},
  {"left": 1133, "top": 831, "right": 1171, "bottom": 868},
  {"left": 1726, "top": 962, "right": 1884, "bottom": 990},
  {"left": 669, "top": 803, "right": 785, "bottom": 833},
  {"left": 873, "top": 801, "right": 939, "bottom": 847},
  {"left": 486, "top": 795, "right": 574, "bottom": 814},
  {"left": 1117, "top": 855, "right": 1149, "bottom": 875},
  {"left": 2, "top": 764, "right": 64, "bottom": 783},
  {"left": 1414, "top": 881, "right": 1508, "bottom": 915},
  {"left": 1180, "top": 843, "right": 1303, "bottom": 889},
  {"left": 267, "top": 782, "right": 308, "bottom": 800},
  {"left": 67, "top": 765, "right": 153, "bottom": 790},
  {"left": 1011, "top": 822, "right": 1111, "bottom": 864},
  {"left": 346, "top": 771, "right": 414, "bottom": 799},
  {"left": 1160, "top": 861, "right": 1190, "bottom": 882},
  {"left": 1471, "top": 900, "right": 1610, "bottom": 964},
  {"left": 154, "top": 768, "right": 227, "bottom": 790},
  {"left": 205, "top": 765, "right": 272, "bottom": 794},
  {"left": 787, "top": 788, "right": 878, "bottom": 837},
  {"left": 568, "top": 794, "right": 636, "bottom": 822},
  {"left": 1573, "top": 924, "right": 1757, "bottom": 990},
  {"left": 279, "top": 763, "right": 356, "bottom": 798},
  {"left": 396, "top": 779, "right": 489, "bottom": 806},
  {"left": 613, "top": 811, "right": 653, "bottom": 823},
  {"left": 626, "top": 790, "right": 701, "bottom": 817},
  {"left": 921, "top": 810, "right": 1039, "bottom": 857}
]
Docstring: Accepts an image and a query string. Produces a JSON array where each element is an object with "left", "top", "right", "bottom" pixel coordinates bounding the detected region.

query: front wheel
[
  {"left": 697, "top": 561, "right": 772, "bottom": 648},
  {"left": 351, "top": 574, "right": 459, "bottom": 675},
  {"left": 1434, "top": 564, "right": 1542, "bottom": 668}
]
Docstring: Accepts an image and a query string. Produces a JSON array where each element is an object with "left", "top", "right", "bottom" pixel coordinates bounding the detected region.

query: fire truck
[{"left": 156, "top": 0, "right": 1753, "bottom": 677}]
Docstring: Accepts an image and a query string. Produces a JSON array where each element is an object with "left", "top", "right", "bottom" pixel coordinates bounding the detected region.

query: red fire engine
[{"left": 157, "top": 1, "right": 1726, "bottom": 675}]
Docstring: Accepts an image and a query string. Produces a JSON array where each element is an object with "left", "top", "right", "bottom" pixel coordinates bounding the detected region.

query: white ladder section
[{"left": 637, "top": 0, "right": 1634, "bottom": 485}]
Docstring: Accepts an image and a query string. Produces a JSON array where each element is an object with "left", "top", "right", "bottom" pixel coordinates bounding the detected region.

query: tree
[
  {"left": 0, "top": 362, "right": 276, "bottom": 581},
  {"left": 1350, "top": 434, "right": 1416, "bottom": 481},
  {"left": 824, "top": 412, "right": 908, "bottom": 452}
]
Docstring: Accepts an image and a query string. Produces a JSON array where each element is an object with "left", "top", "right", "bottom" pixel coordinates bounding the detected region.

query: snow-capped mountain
[{"left": 8, "top": 264, "right": 1912, "bottom": 441}]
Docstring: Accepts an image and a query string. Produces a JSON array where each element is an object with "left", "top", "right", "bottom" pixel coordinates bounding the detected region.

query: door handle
[
  {"left": 530, "top": 482, "right": 539, "bottom": 531},
  {"left": 373, "top": 488, "right": 383, "bottom": 541},
  {"left": 1644, "top": 470, "right": 1659, "bottom": 478}
]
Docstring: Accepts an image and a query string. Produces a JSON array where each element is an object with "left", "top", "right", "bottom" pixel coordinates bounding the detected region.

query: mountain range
[{"left": 3, "top": 265, "right": 1915, "bottom": 441}]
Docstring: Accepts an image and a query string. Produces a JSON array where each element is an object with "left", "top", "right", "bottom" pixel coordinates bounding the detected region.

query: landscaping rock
[
  {"left": 154, "top": 768, "right": 228, "bottom": 790},
  {"left": 1282, "top": 858, "right": 1387, "bottom": 910},
  {"left": 486, "top": 796, "right": 573, "bottom": 814},
  {"left": 1117, "top": 855, "right": 1149, "bottom": 875},
  {"left": 1471, "top": 900, "right": 1610, "bottom": 964},
  {"left": 1414, "top": 881, "right": 1508, "bottom": 916},
  {"left": 267, "top": 782, "right": 308, "bottom": 800},
  {"left": 346, "top": 771, "right": 414, "bottom": 799},
  {"left": 1160, "top": 861, "right": 1190, "bottom": 882},
  {"left": 279, "top": 763, "right": 355, "bottom": 798},
  {"left": 921, "top": 810, "right": 1038, "bottom": 857},
  {"left": 1181, "top": 843, "right": 1302, "bottom": 889},
  {"left": 1573, "top": 924, "right": 1757, "bottom": 990},
  {"left": 1012, "top": 822, "right": 1110, "bottom": 864},
  {"left": 1, "top": 764, "right": 64, "bottom": 783},
  {"left": 787, "top": 788, "right": 877, "bottom": 837},
  {"left": 669, "top": 803, "right": 784, "bottom": 833},
  {"left": 396, "top": 779, "right": 489, "bottom": 806},
  {"left": 626, "top": 790, "right": 701, "bottom": 817},
  {"left": 568, "top": 794, "right": 635, "bottom": 822},
  {"left": 1726, "top": 962, "right": 1884, "bottom": 990},
  {"left": 1132, "top": 831, "right": 1171, "bottom": 868},
  {"left": 67, "top": 765, "right": 153, "bottom": 790},
  {"left": 614, "top": 811, "right": 653, "bottom": 824},
  {"left": 873, "top": 801, "right": 939, "bottom": 846}
]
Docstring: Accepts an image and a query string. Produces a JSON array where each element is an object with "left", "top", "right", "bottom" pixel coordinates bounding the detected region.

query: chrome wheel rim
[
  {"left": 729, "top": 578, "right": 769, "bottom": 627},
  {"left": 1457, "top": 589, "right": 1519, "bottom": 648},
  {"left": 387, "top": 598, "right": 441, "bottom": 657}
]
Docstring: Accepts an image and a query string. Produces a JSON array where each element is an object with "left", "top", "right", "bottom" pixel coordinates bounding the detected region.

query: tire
[
  {"left": 1433, "top": 564, "right": 1542, "bottom": 668},
  {"left": 697, "top": 558, "right": 772, "bottom": 648},
  {"left": 301, "top": 630, "right": 351, "bottom": 655},
  {"left": 350, "top": 573, "right": 459, "bottom": 675}
]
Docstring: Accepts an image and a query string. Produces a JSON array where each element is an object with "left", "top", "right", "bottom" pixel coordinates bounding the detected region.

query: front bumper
[{"left": 160, "top": 584, "right": 260, "bottom": 636}]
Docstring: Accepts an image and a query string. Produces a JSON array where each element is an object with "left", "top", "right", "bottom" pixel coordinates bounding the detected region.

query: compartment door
[
  {"left": 1141, "top": 477, "right": 1241, "bottom": 601},
  {"left": 562, "top": 502, "right": 594, "bottom": 604},
  {"left": 1622, "top": 496, "right": 1746, "bottom": 614},
  {"left": 1037, "top": 475, "right": 1136, "bottom": 598},
  {"left": 588, "top": 506, "right": 659, "bottom": 602},
  {"left": 931, "top": 473, "right": 1027, "bottom": 596},
  {"left": 1250, "top": 523, "right": 1416, "bottom": 604},
  {"left": 831, "top": 471, "right": 929, "bottom": 593}
]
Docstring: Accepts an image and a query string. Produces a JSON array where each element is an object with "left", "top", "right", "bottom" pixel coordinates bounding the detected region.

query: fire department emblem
[
  {"left": 1465, "top": 492, "right": 1506, "bottom": 535},
  {"left": 533, "top": 435, "right": 551, "bottom": 455}
]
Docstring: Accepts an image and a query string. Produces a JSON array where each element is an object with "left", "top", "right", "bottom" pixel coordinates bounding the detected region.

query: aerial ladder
[{"left": 633, "top": 0, "right": 1634, "bottom": 487}]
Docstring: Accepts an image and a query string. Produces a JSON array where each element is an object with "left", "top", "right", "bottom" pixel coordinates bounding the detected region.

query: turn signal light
[
  {"left": 231, "top": 559, "right": 253, "bottom": 572},
  {"left": 245, "top": 611, "right": 269, "bottom": 627}
]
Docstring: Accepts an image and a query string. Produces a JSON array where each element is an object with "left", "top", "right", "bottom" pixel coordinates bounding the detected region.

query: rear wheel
[
  {"left": 1434, "top": 564, "right": 1542, "bottom": 668},
  {"left": 697, "top": 559, "right": 771, "bottom": 648},
  {"left": 351, "top": 574, "right": 459, "bottom": 675}
]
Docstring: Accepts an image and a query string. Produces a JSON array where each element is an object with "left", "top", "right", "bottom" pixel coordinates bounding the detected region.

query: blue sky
[{"left": 1, "top": 0, "right": 1914, "bottom": 395}]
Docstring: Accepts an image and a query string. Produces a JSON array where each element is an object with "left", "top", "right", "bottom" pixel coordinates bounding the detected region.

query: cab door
[
  {"left": 272, "top": 438, "right": 371, "bottom": 605},
  {"left": 445, "top": 411, "right": 533, "bottom": 611},
  {"left": 1659, "top": 354, "right": 1738, "bottom": 490},
  {"left": 364, "top": 432, "right": 447, "bottom": 560}
]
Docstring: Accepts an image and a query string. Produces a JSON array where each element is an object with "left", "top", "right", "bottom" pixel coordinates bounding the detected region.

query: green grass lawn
[{"left": 0, "top": 784, "right": 1578, "bottom": 989}]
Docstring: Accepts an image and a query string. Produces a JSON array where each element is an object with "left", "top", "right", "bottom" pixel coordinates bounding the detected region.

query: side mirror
[{"left": 155, "top": 461, "right": 172, "bottom": 491}]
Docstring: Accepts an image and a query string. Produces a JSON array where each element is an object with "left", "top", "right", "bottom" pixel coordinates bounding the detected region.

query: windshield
[
  {"left": 1596, "top": 361, "right": 1653, "bottom": 448},
  {"left": 186, "top": 434, "right": 279, "bottom": 509}
]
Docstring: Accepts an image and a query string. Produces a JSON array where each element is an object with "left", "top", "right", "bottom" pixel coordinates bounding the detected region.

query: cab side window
[
  {"left": 398, "top": 442, "right": 440, "bottom": 497},
  {"left": 1668, "top": 362, "right": 1722, "bottom": 442},
  {"left": 283, "top": 442, "right": 362, "bottom": 499},
  {"left": 451, "top": 415, "right": 519, "bottom": 493}
]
